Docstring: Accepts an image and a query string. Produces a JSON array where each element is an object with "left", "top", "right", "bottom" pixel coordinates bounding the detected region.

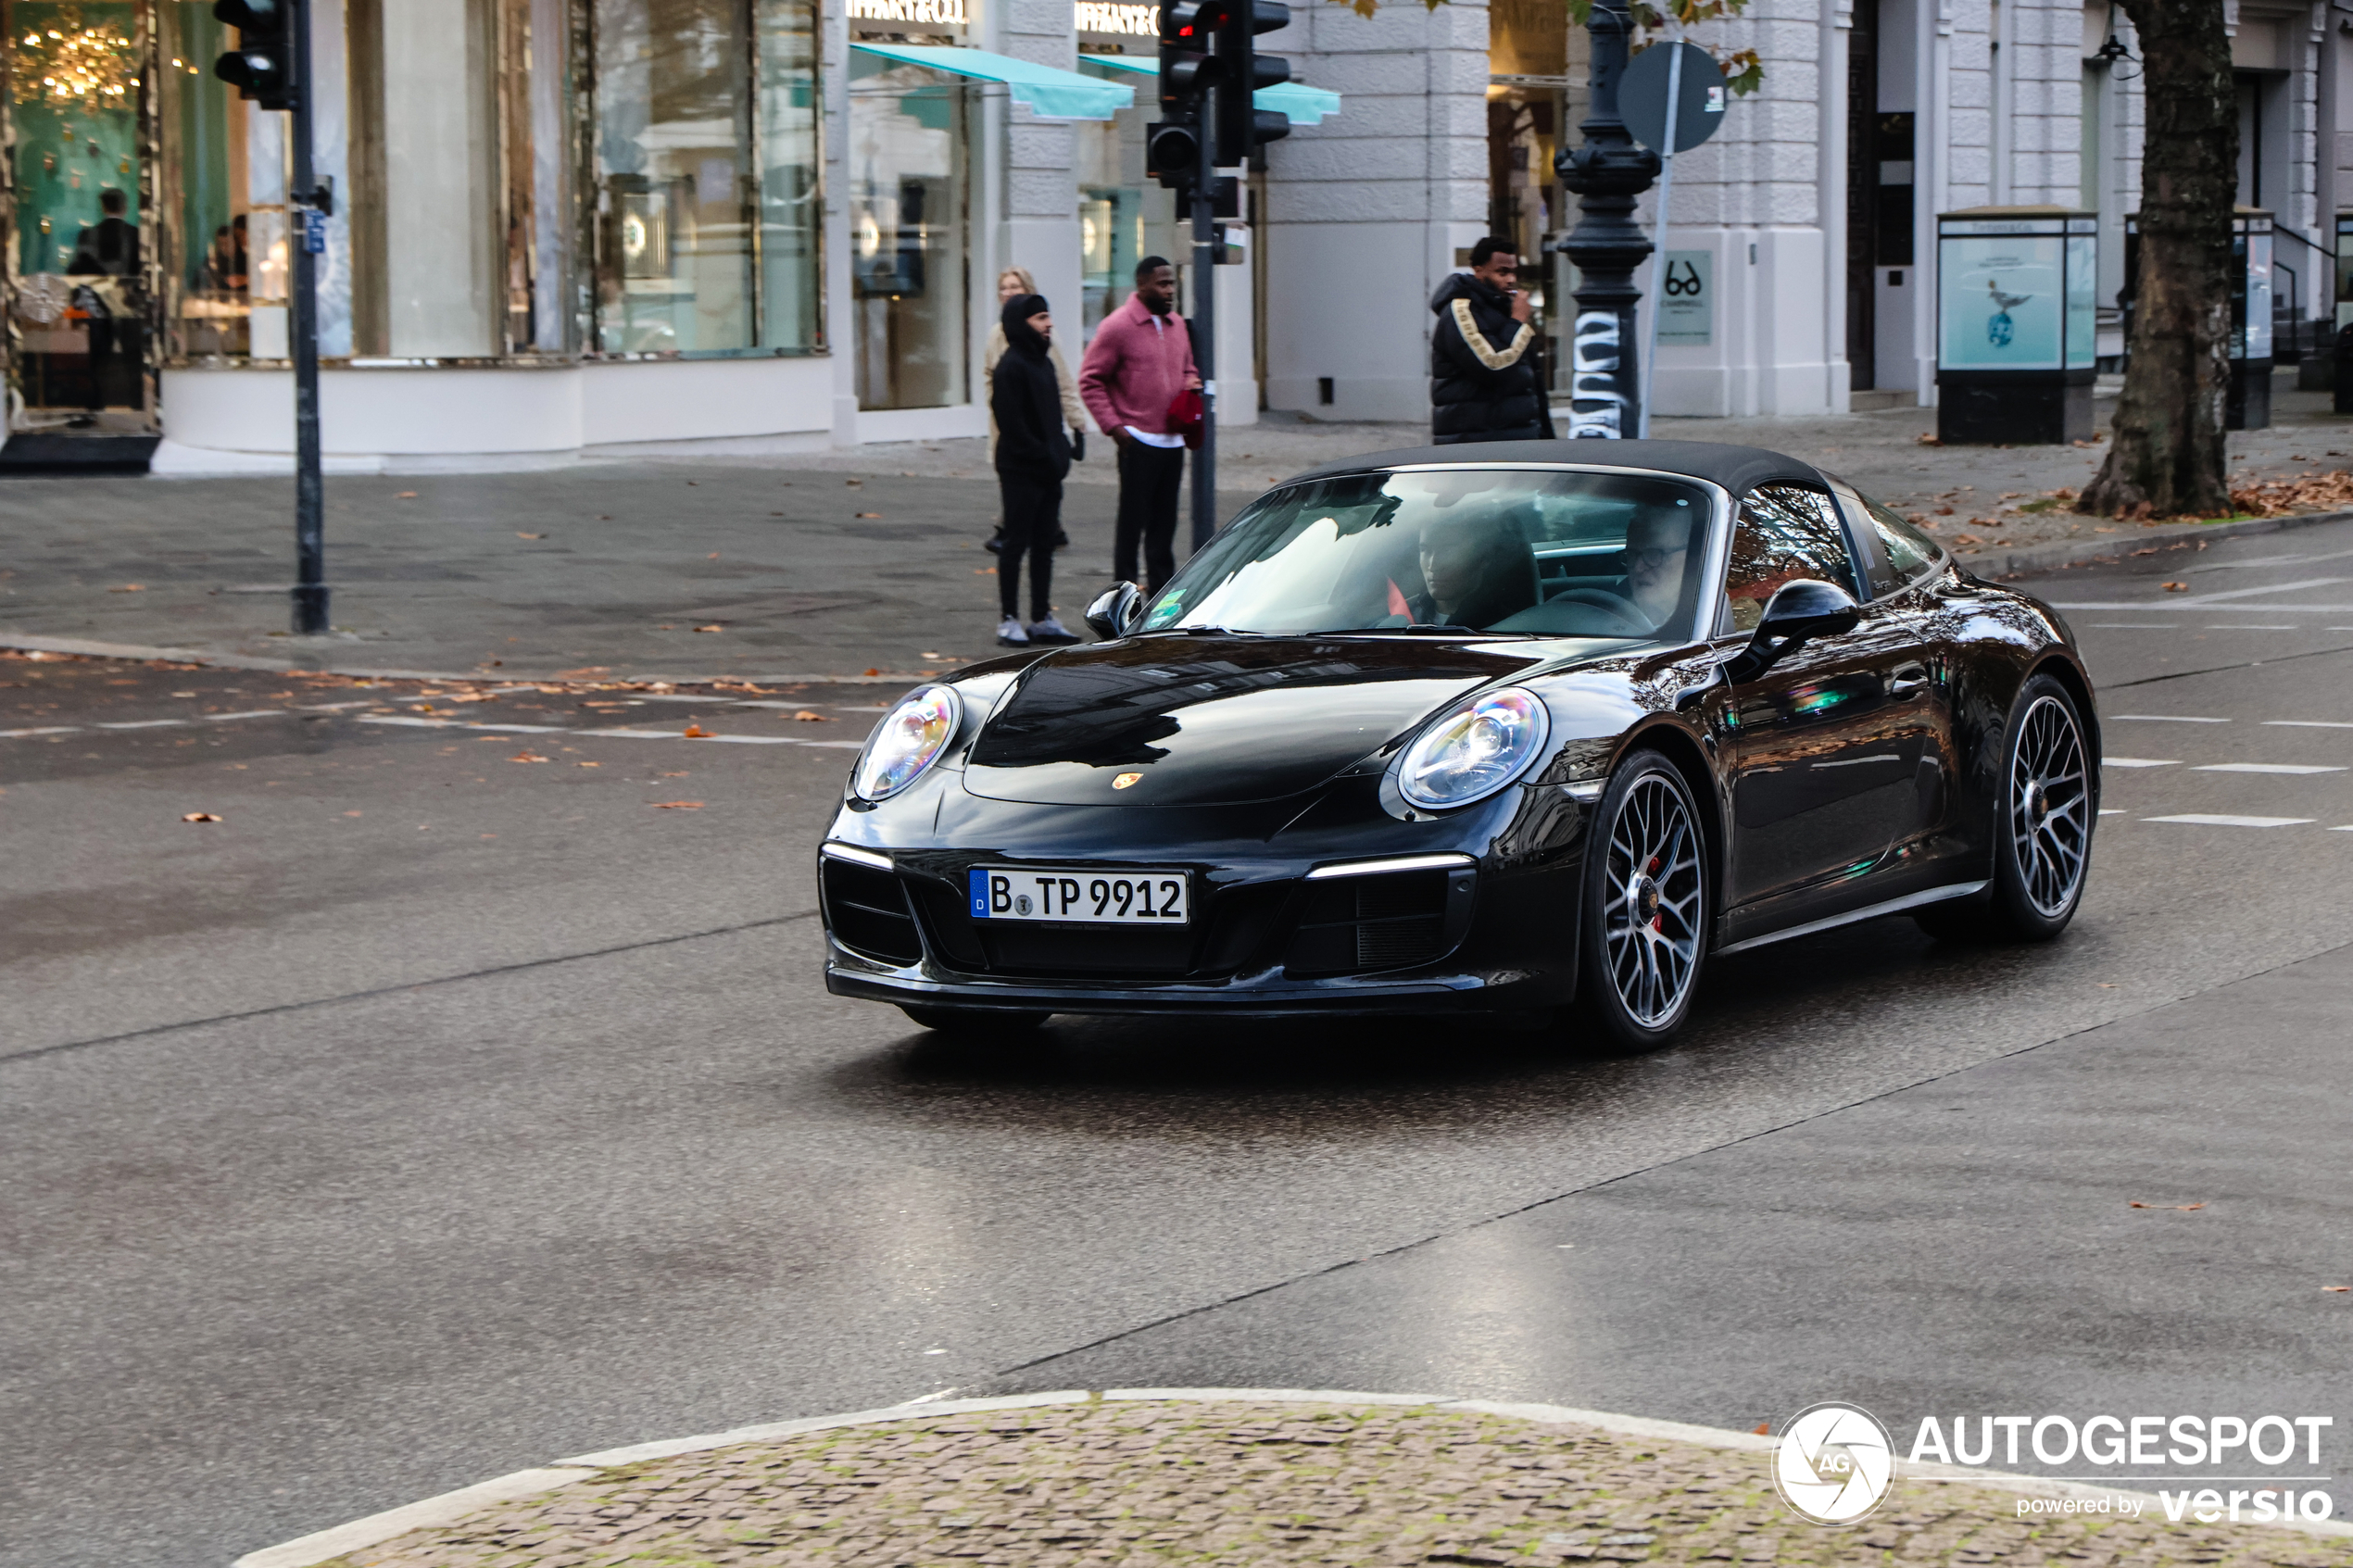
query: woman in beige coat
[{"left": 987, "top": 267, "right": 1087, "bottom": 552}]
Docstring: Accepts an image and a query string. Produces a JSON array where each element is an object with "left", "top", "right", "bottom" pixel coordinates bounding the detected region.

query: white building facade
[{"left": 3, "top": 0, "right": 2342, "bottom": 471}]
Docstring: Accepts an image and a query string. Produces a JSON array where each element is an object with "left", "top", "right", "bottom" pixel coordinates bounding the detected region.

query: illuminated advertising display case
[
  {"left": 2122, "top": 207, "right": 2273, "bottom": 430},
  {"left": 1934, "top": 207, "right": 2096, "bottom": 445}
]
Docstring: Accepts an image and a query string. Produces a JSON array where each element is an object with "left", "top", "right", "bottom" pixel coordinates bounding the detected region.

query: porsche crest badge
[{"left": 1113, "top": 771, "right": 1143, "bottom": 789}]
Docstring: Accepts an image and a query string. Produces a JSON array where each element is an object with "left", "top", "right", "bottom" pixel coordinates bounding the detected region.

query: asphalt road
[{"left": 6, "top": 521, "right": 2353, "bottom": 1567}]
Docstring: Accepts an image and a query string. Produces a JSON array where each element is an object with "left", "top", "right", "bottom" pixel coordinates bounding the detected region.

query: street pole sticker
[
  {"left": 302, "top": 208, "right": 327, "bottom": 255},
  {"left": 1773, "top": 1402, "right": 1895, "bottom": 1524}
]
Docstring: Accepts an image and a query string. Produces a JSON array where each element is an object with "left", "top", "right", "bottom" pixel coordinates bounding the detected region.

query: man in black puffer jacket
[{"left": 1429, "top": 236, "right": 1552, "bottom": 444}]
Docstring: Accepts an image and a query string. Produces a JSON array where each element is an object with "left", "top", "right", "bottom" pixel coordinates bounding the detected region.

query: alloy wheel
[
  {"left": 1603, "top": 771, "right": 1705, "bottom": 1027},
  {"left": 2008, "top": 694, "right": 2090, "bottom": 918}
]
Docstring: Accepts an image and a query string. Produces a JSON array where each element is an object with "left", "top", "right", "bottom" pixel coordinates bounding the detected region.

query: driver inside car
[{"left": 1621, "top": 509, "right": 1694, "bottom": 630}]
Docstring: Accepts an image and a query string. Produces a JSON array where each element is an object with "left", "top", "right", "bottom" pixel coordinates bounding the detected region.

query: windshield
[{"left": 1141, "top": 467, "right": 1717, "bottom": 640}]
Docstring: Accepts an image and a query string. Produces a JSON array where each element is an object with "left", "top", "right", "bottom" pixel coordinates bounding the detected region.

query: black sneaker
[
  {"left": 984, "top": 530, "right": 1004, "bottom": 555},
  {"left": 1052, "top": 529, "right": 1071, "bottom": 549}
]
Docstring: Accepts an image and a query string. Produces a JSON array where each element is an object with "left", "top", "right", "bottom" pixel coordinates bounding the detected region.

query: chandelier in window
[{"left": 11, "top": 11, "right": 140, "bottom": 108}]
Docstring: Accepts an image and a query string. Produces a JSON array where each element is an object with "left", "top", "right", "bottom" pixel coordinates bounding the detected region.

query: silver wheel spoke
[{"left": 1599, "top": 771, "right": 1707, "bottom": 1028}]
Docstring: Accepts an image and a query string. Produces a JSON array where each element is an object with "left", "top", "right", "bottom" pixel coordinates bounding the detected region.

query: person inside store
[
  {"left": 1078, "top": 257, "right": 1202, "bottom": 595},
  {"left": 68, "top": 188, "right": 143, "bottom": 417},
  {"left": 1428, "top": 236, "right": 1553, "bottom": 444},
  {"left": 984, "top": 266, "right": 1086, "bottom": 556},
  {"left": 989, "top": 294, "right": 1081, "bottom": 648}
]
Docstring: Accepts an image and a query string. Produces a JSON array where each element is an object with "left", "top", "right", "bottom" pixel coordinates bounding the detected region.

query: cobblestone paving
[{"left": 329, "top": 1401, "right": 2351, "bottom": 1568}]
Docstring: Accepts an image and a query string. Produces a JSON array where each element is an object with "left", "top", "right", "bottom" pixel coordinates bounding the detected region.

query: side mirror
[
  {"left": 1084, "top": 581, "right": 1144, "bottom": 641},
  {"left": 1725, "top": 578, "right": 1860, "bottom": 682}
]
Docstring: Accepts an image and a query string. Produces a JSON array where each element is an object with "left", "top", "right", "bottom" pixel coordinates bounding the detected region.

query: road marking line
[
  {"left": 2265, "top": 720, "right": 2353, "bottom": 729},
  {"left": 2334, "top": 825, "right": 2353, "bottom": 833},
  {"left": 359, "top": 715, "right": 459, "bottom": 728},
  {"left": 94, "top": 719, "right": 188, "bottom": 729},
  {"left": 2086, "top": 623, "right": 2179, "bottom": 629},
  {"left": 2098, "top": 809, "right": 2126, "bottom": 816},
  {"left": 0, "top": 725, "right": 81, "bottom": 738},
  {"left": 580, "top": 727, "right": 686, "bottom": 738},
  {"left": 201, "top": 709, "right": 287, "bottom": 721},
  {"left": 2102, "top": 758, "right": 2179, "bottom": 768},
  {"left": 2144, "top": 814, "right": 2317, "bottom": 828},
  {"left": 2192, "top": 763, "right": 2347, "bottom": 774},
  {"left": 2205, "top": 624, "right": 2298, "bottom": 630},
  {"left": 2110, "top": 715, "right": 2228, "bottom": 723}
]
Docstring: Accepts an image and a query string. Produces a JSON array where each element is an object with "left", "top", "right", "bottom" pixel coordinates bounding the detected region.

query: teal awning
[
  {"left": 849, "top": 44, "right": 1136, "bottom": 120},
  {"left": 1076, "top": 52, "right": 1342, "bottom": 124}
]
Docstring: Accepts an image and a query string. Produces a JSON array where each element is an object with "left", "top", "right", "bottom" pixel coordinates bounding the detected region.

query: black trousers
[
  {"left": 1115, "top": 439, "right": 1187, "bottom": 590},
  {"left": 997, "top": 468, "right": 1062, "bottom": 622}
]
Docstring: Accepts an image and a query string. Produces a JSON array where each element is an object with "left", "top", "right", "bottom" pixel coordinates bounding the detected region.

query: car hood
[{"left": 959, "top": 633, "right": 1570, "bottom": 807}]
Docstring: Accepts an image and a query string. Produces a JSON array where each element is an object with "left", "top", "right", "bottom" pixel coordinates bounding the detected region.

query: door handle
[{"left": 1889, "top": 665, "right": 1929, "bottom": 698}]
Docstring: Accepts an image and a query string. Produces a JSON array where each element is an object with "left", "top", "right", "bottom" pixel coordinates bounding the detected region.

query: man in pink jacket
[{"left": 1078, "top": 257, "right": 1201, "bottom": 592}]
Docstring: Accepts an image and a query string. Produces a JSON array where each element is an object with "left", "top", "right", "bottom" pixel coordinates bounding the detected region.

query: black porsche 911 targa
[{"left": 820, "top": 439, "right": 2099, "bottom": 1049}]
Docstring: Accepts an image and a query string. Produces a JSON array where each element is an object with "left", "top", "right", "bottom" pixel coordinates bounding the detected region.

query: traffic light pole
[
  {"left": 1189, "top": 115, "right": 1217, "bottom": 550},
  {"left": 287, "top": 0, "right": 326, "bottom": 634}
]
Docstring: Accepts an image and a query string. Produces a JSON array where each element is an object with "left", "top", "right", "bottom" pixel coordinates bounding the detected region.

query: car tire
[
  {"left": 1571, "top": 749, "right": 1710, "bottom": 1051},
  {"left": 898, "top": 1005, "right": 1051, "bottom": 1035},
  {"left": 1915, "top": 672, "right": 2095, "bottom": 944}
]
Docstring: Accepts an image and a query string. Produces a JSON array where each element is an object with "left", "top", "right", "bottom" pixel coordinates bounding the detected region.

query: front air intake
[
  {"left": 1283, "top": 868, "right": 1452, "bottom": 977},
  {"left": 822, "top": 859, "right": 924, "bottom": 965}
]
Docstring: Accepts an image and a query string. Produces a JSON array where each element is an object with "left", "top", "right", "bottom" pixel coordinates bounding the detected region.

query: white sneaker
[
  {"left": 996, "top": 616, "right": 1030, "bottom": 646},
  {"left": 1027, "top": 614, "right": 1079, "bottom": 645}
]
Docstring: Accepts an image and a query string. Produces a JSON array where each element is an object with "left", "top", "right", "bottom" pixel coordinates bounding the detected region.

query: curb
[
  {"left": 1962, "top": 506, "right": 2353, "bottom": 580},
  {"left": 230, "top": 1386, "right": 2353, "bottom": 1567},
  {"left": 0, "top": 631, "right": 934, "bottom": 688}
]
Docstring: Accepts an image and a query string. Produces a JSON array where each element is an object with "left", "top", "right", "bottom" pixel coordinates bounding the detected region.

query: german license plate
[{"left": 968, "top": 867, "right": 1190, "bottom": 924}]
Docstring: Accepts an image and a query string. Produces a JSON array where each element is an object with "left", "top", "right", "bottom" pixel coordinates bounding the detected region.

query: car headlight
[
  {"left": 853, "top": 684, "right": 961, "bottom": 800},
  {"left": 1397, "top": 687, "right": 1551, "bottom": 810}
]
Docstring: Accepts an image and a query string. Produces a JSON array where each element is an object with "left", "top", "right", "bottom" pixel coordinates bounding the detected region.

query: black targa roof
[{"left": 1278, "top": 439, "right": 1827, "bottom": 497}]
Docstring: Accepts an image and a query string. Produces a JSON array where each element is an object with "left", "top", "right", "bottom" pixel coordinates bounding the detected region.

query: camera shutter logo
[{"left": 1773, "top": 1403, "right": 1895, "bottom": 1524}]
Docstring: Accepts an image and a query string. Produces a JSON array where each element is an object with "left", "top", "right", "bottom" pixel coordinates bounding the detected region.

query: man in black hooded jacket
[
  {"left": 1428, "top": 236, "right": 1551, "bottom": 444},
  {"left": 989, "top": 295, "right": 1079, "bottom": 647}
]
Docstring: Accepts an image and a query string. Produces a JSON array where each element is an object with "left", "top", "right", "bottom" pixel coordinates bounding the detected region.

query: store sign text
[
  {"left": 1076, "top": 1, "right": 1157, "bottom": 34},
  {"left": 848, "top": 0, "right": 969, "bottom": 25}
]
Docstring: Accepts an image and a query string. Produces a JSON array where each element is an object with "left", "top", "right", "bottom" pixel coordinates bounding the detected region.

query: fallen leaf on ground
[
  {"left": 182, "top": 811, "right": 222, "bottom": 822},
  {"left": 344, "top": 809, "right": 362, "bottom": 817},
  {"left": 692, "top": 623, "right": 724, "bottom": 633},
  {"left": 109, "top": 583, "right": 145, "bottom": 592},
  {"left": 707, "top": 552, "right": 720, "bottom": 559},
  {"left": 856, "top": 511, "right": 882, "bottom": 519},
  {"left": 2326, "top": 1286, "right": 2350, "bottom": 1292},
  {"left": 682, "top": 724, "right": 713, "bottom": 737},
  {"left": 510, "top": 752, "right": 549, "bottom": 763},
  {"left": 650, "top": 800, "right": 704, "bottom": 809},
  {"left": 863, "top": 667, "right": 882, "bottom": 677},
  {"left": 517, "top": 532, "right": 546, "bottom": 539},
  {"left": 1916, "top": 433, "right": 1943, "bottom": 446},
  {"left": 661, "top": 771, "right": 689, "bottom": 777},
  {"left": 1954, "top": 533, "right": 1982, "bottom": 546},
  {"left": 792, "top": 709, "right": 830, "bottom": 721},
  {"left": 576, "top": 760, "right": 600, "bottom": 767},
  {"left": 1752, "top": 1423, "right": 1771, "bottom": 1436},
  {"left": 2161, "top": 581, "right": 2189, "bottom": 592},
  {"left": 396, "top": 491, "right": 418, "bottom": 499}
]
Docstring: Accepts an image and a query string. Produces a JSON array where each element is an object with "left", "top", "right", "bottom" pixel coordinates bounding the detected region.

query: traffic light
[
  {"left": 1146, "top": 120, "right": 1202, "bottom": 190},
  {"left": 1213, "top": 0, "right": 1291, "bottom": 166},
  {"left": 214, "top": 0, "right": 297, "bottom": 111},
  {"left": 1157, "top": 0, "right": 1227, "bottom": 113}
]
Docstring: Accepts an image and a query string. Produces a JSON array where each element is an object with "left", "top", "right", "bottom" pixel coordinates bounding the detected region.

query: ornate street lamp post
[{"left": 1555, "top": 0, "right": 1660, "bottom": 438}]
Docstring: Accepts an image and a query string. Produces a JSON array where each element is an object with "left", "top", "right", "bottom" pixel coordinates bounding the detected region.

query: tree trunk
[{"left": 2077, "top": 0, "right": 2237, "bottom": 520}]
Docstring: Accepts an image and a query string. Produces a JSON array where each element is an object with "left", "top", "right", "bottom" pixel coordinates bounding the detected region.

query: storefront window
[
  {"left": 7, "top": 0, "right": 155, "bottom": 428},
  {"left": 848, "top": 55, "right": 966, "bottom": 408},
  {"left": 588, "top": 0, "right": 821, "bottom": 356}
]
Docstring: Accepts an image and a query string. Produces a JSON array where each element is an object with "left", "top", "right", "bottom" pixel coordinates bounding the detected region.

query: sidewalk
[
  {"left": 256, "top": 1396, "right": 2349, "bottom": 1568},
  {"left": 3, "top": 384, "right": 2348, "bottom": 684}
]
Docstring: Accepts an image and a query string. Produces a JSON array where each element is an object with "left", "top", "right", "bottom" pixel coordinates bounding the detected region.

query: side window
[
  {"left": 1720, "top": 485, "right": 1859, "bottom": 633},
  {"left": 1859, "top": 489, "right": 1944, "bottom": 583}
]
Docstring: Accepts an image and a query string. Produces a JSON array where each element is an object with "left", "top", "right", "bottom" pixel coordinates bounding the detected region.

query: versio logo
[{"left": 1774, "top": 1403, "right": 1896, "bottom": 1524}]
